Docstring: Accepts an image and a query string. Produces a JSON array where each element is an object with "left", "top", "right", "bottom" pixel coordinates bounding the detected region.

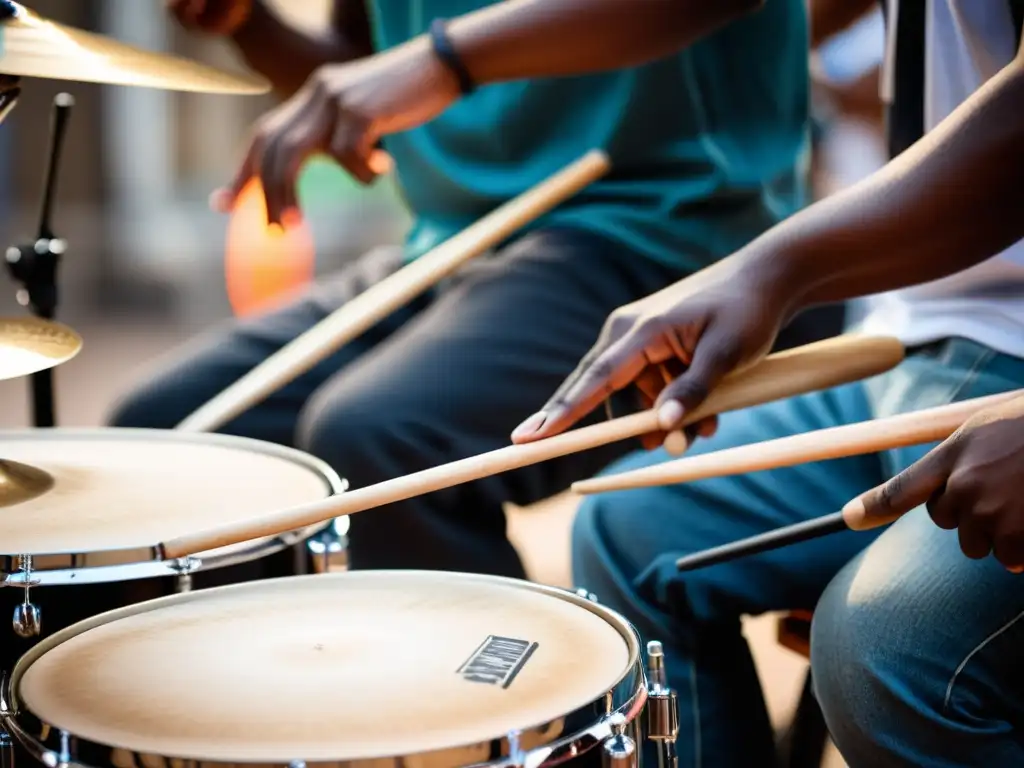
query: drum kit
[
  {"left": 0, "top": 5, "right": 684, "bottom": 768},
  {"left": 0, "top": 5, "right": 941, "bottom": 767}
]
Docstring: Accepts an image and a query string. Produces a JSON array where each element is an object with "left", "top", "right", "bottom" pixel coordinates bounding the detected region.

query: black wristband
[{"left": 429, "top": 19, "right": 476, "bottom": 96}]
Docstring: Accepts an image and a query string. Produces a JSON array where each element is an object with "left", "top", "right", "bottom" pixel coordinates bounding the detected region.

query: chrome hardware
[
  {"left": 574, "top": 588, "right": 598, "bottom": 603},
  {"left": 57, "top": 730, "right": 71, "bottom": 767},
  {"left": 645, "top": 641, "right": 679, "bottom": 768},
  {"left": 12, "top": 555, "right": 40, "bottom": 637},
  {"left": 307, "top": 518, "right": 349, "bottom": 573},
  {"left": 288, "top": 761, "right": 307, "bottom": 768},
  {"left": 172, "top": 556, "right": 202, "bottom": 594},
  {"left": 601, "top": 715, "right": 637, "bottom": 768},
  {"left": 0, "top": 729, "right": 13, "bottom": 768}
]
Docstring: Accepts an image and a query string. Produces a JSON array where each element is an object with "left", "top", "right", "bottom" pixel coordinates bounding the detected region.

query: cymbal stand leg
[{"left": 4, "top": 91, "right": 74, "bottom": 428}]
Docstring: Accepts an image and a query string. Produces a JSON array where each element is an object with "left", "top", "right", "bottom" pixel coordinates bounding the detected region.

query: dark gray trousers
[{"left": 108, "top": 227, "right": 841, "bottom": 577}]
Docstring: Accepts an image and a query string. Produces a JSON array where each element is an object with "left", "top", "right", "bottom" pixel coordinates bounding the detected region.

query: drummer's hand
[
  {"left": 167, "top": 0, "right": 253, "bottom": 36},
  {"left": 844, "top": 394, "right": 1024, "bottom": 573},
  {"left": 212, "top": 40, "right": 460, "bottom": 225},
  {"left": 511, "top": 259, "right": 790, "bottom": 449}
]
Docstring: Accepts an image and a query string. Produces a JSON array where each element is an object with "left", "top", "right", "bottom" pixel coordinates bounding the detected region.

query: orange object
[{"left": 224, "top": 178, "right": 315, "bottom": 318}]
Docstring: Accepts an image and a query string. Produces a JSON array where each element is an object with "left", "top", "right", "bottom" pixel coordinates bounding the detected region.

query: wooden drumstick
[
  {"left": 176, "top": 150, "right": 612, "bottom": 433},
  {"left": 158, "top": 334, "right": 904, "bottom": 559},
  {"left": 573, "top": 390, "right": 1024, "bottom": 495},
  {"left": 670, "top": 389, "right": 1024, "bottom": 573}
]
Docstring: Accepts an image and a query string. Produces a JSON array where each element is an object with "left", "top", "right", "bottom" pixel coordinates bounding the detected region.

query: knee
[
  {"left": 810, "top": 550, "right": 932, "bottom": 766},
  {"left": 295, "top": 388, "right": 409, "bottom": 485},
  {"left": 106, "top": 382, "right": 178, "bottom": 429}
]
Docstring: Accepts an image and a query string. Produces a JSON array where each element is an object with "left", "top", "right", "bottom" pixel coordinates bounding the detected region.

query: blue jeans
[{"left": 572, "top": 338, "right": 1024, "bottom": 767}]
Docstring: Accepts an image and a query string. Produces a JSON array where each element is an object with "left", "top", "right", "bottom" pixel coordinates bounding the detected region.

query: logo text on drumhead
[{"left": 457, "top": 635, "right": 538, "bottom": 689}]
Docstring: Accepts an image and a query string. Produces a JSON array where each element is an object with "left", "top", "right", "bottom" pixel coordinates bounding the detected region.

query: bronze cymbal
[
  {"left": 0, "top": 2, "right": 270, "bottom": 94},
  {"left": 0, "top": 316, "right": 82, "bottom": 382},
  {"left": 0, "top": 458, "right": 53, "bottom": 507}
]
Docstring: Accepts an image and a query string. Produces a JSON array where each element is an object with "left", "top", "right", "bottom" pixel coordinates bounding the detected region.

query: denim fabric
[{"left": 572, "top": 337, "right": 1024, "bottom": 767}]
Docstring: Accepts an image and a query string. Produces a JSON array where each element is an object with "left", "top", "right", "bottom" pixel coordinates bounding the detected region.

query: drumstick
[
  {"left": 158, "top": 334, "right": 904, "bottom": 559},
  {"left": 573, "top": 390, "right": 1024, "bottom": 494},
  {"left": 176, "top": 149, "right": 612, "bottom": 433},
  {"left": 670, "top": 389, "right": 1024, "bottom": 573}
]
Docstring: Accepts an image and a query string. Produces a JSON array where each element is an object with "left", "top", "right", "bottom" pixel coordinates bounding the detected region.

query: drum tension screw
[
  {"left": 602, "top": 714, "right": 637, "bottom": 768},
  {"left": 12, "top": 555, "right": 41, "bottom": 639},
  {"left": 574, "top": 588, "right": 598, "bottom": 603},
  {"left": 645, "top": 641, "right": 679, "bottom": 768}
]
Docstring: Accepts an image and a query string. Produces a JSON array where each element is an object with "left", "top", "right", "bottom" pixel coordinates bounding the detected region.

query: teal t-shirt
[{"left": 365, "top": 0, "right": 809, "bottom": 271}]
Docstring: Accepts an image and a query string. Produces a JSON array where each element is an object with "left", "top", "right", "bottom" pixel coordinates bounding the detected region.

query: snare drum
[
  {"left": 0, "top": 428, "right": 345, "bottom": 665},
  {"left": 1, "top": 571, "right": 678, "bottom": 768}
]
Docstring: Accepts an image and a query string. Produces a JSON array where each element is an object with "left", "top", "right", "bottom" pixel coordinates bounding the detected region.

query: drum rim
[
  {"left": 0, "top": 428, "right": 348, "bottom": 579},
  {"left": 2, "top": 570, "right": 648, "bottom": 768}
]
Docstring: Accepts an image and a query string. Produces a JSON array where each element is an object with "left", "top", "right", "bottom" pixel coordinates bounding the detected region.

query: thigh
[
  {"left": 572, "top": 383, "right": 882, "bottom": 632},
  {"left": 300, "top": 227, "right": 684, "bottom": 505},
  {"left": 107, "top": 247, "right": 417, "bottom": 445}
]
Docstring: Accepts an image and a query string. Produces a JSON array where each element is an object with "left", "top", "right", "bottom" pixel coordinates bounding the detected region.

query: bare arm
[
  {"left": 742, "top": 43, "right": 1024, "bottom": 318},
  {"left": 442, "top": 0, "right": 765, "bottom": 85},
  {"left": 231, "top": 0, "right": 373, "bottom": 97}
]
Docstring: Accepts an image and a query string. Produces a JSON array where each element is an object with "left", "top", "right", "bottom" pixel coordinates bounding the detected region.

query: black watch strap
[{"left": 429, "top": 19, "right": 476, "bottom": 96}]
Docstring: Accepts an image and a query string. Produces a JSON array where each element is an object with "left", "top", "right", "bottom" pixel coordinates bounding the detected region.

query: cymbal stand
[{"left": 3, "top": 83, "right": 75, "bottom": 428}]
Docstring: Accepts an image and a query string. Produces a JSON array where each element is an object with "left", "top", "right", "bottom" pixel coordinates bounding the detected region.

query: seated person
[
  {"left": 514, "top": 1, "right": 1024, "bottom": 765},
  {"left": 111, "top": 0, "right": 834, "bottom": 576}
]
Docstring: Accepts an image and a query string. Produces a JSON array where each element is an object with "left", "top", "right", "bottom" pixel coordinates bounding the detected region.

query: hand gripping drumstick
[
  {"left": 667, "top": 389, "right": 1024, "bottom": 573},
  {"left": 176, "top": 149, "right": 612, "bottom": 433},
  {"left": 158, "top": 334, "right": 904, "bottom": 559}
]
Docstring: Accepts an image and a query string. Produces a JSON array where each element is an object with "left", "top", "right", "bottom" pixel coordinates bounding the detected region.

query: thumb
[
  {"left": 653, "top": 328, "right": 741, "bottom": 431},
  {"left": 842, "top": 441, "right": 955, "bottom": 531}
]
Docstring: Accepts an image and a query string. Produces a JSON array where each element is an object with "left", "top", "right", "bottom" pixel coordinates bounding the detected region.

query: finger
[
  {"left": 842, "top": 441, "right": 956, "bottom": 531},
  {"left": 260, "top": 129, "right": 312, "bottom": 226},
  {"left": 957, "top": 515, "right": 994, "bottom": 560},
  {"left": 695, "top": 415, "right": 719, "bottom": 438},
  {"left": 635, "top": 368, "right": 665, "bottom": 406},
  {"left": 653, "top": 325, "right": 742, "bottom": 431},
  {"left": 330, "top": 120, "right": 377, "bottom": 185},
  {"left": 512, "top": 335, "right": 647, "bottom": 443},
  {"left": 991, "top": 519, "right": 1024, "bottom": 571}
]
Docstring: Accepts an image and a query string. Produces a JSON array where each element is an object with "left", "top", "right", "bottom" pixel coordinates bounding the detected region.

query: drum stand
[
  {"left": 2, "top": 80, "right": 74, "bottom": 430},
  {"left": 644, "top": 642, "right": 679, "bottom": 768}
]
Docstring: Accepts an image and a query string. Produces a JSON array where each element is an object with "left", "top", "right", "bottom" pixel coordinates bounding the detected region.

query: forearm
[
  {"left": 443, "top": 0, "right": 764, "bottom": 84},
  {"left": 232, "top": 1, "right": 370, "bottom": 97},
  {"left": 741, "top": 54, "right": 1024, "bottom": 314}
]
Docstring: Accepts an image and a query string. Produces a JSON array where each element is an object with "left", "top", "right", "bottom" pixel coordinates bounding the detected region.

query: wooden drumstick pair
[
  {"left": 566, "top": 389, "right": 1021, "bottom": 573},
  {"left": 158, "top": 334, "right": 905, "bottom": 559}
]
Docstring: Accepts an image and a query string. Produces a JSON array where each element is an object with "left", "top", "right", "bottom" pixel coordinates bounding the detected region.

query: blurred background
[{"left": 0, "top": 2, "right": 887, "bottom": 763}]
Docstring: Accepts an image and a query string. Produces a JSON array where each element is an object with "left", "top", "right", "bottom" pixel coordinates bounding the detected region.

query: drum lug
[
  {"left": 645, "top": 641, "right": 679, "bottom": 768},
  {"left": 11, "top": 556, "right": 41, "bottom": 638},
  {"left": 601, "top": 714, "right": 637, "bottom": 768},
  {"left": 307, "top": 519, "right": 349, "bottom": 574},
  {"left": 171, "top": 556, "right": 203, "bottom": 593}
]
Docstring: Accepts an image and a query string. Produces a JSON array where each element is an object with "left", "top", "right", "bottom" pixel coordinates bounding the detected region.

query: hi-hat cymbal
[
  {"left": 0, "top": 458, "right": 53, "bottom": 507},
  {"left": 0, "top": 316, "right": 82, "bottom": 382},
  {"left": 0, "top": 2, "right": 270, "bottom": 94}
]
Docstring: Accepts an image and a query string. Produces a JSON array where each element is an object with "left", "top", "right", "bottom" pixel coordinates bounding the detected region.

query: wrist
[
  {"left": 731, "top": 239, "right": 817, "bottom": 323},
  {"left": 428, "top": 19, "right": 477, "bottom": 96}
]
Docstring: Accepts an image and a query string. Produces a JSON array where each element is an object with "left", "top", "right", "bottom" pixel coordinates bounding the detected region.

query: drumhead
[
  {"left": 10, "top": 571, "right": 640, "bottom": 764},
  {"left": 0, "top": 429, "right": 344, "bottom": 559}
]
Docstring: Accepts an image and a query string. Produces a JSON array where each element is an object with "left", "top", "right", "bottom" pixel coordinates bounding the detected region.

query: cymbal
[
  {"left": 0, "top": 316, "right": 82, "bottom": 382},
  {"left": 0, "top": 458, "right": 53, "bottom": 507},
  {"left": 0, "top": 3, "right": 270, "bottom": 94}
]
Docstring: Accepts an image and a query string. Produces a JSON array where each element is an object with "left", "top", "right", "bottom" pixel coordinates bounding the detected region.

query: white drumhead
[
  {"left": 17, "top": 571, "right": 635, "bottom": 763},
  {"left": 0, "top": 429, "right": 339, "bottom": 557}
]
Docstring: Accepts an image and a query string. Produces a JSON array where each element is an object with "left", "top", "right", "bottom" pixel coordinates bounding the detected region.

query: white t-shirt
[{"left": 854, "top": 0, "right": 1024, "bottom": 358}]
